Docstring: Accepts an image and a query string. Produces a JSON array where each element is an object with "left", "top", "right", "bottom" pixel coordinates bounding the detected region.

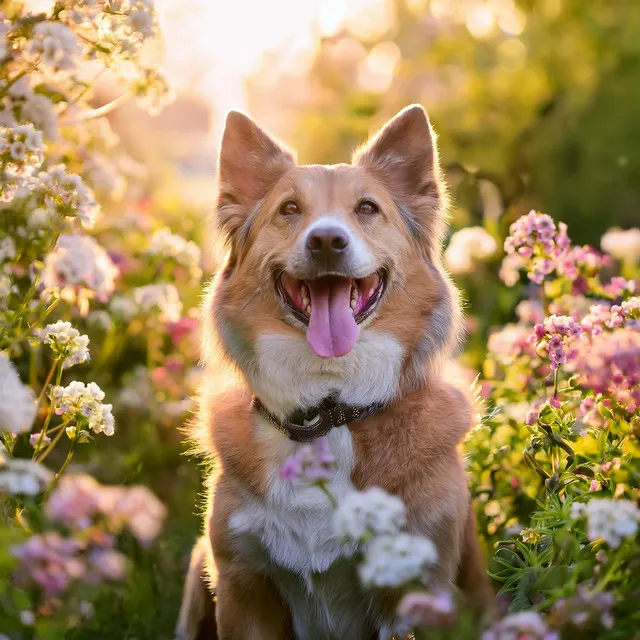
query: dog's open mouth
[{"left": 276, "top": 270, "right": 386, "bottom": 358}]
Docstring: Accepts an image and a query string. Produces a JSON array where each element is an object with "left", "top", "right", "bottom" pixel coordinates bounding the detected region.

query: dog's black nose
[{"left": 306, "top": 225, "right": 350, "bottom": 257}]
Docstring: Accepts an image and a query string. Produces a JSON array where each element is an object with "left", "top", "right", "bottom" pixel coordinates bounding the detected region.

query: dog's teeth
[{"left": 300, "top": 283, "right": 310, "bottom": 311}]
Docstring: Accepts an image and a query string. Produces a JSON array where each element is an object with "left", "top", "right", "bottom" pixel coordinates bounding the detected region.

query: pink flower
[
  {"left": 530, "top": 315, "right": 583, "bottom": 370},
  {"left": 603, "top": 277, "right": 635, "bottom": 299},
  {"left": 167, "top": 316, "right": 199, "bottom": 346},
  {"left": 280, "top": 438, "right": 337, "bottom": 484},
  {"left": 397, "top": 590, "right": 456, "bottom": 629},
  {"left": 525, "top": 408, "right": 539, "bottom": 426}
]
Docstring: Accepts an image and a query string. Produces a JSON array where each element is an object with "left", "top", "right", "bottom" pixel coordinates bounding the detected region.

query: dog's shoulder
[{"left": 192, "top": 383, "right": 269, "bottom": 494}]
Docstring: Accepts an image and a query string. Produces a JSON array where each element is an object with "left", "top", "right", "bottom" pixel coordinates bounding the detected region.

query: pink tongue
[{"left": 307, "top": 277, "right": 360, "bottom": 358}]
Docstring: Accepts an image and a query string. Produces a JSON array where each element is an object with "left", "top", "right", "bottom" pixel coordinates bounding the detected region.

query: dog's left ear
[{"left": 353, "top": 105, "right": 446, "bottom": 256}]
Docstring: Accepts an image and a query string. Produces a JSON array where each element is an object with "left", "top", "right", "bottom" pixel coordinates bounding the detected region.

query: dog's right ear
[{"left": 217, "top": 111, "right": 295, "bottom": 246}]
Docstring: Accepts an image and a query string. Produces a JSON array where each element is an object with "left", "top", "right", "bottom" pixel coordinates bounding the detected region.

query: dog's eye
[
  {"left": 355, "top": 200, "right": 379, "bottom": 216},
  {"left": 280, "top": 200, "right": 301, "bottom": 216}
]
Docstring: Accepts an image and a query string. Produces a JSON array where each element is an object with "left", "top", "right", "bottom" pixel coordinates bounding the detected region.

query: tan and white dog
[{"left": 176, "top": 105, "right": 493, "bottom": 640}]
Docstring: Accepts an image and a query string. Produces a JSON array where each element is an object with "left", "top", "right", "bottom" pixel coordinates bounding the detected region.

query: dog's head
[{"left": 207, "top": 105, "right": 462, "bottom": 414}]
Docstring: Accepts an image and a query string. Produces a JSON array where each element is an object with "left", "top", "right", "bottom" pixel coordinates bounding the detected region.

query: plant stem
[
  {"left": 36, "top": 419, "right": 70, "bottom": 463},
  {"left": 0, "top": 70, "right": 26, "bottom": 97},
  {"left": 75, "top": 92, "right": 129, "bottom": 121},
  {"left": 36, "top": 358, "right": 59, "bottom": 405},
  {"left": 316, "top": 481, "right": 338, "bottom": 508},
  {"left": 33, "top": 361, "right": 63, "bottom": 458}
]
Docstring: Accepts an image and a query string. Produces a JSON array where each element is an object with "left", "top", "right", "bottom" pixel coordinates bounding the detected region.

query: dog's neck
[
  {"left": 252, "top": 394, "right": 386, "bottom": 442},
  {"left": 242, "top": 330, "right": 406, "bottom": 423}
]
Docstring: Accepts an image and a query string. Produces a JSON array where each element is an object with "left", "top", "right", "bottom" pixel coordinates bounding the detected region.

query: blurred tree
[{"left": 248, "top": 0, "right": 640, "bottom": 244}]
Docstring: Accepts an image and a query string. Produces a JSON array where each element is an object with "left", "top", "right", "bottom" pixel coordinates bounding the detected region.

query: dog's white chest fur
[
  {"left": 229, "top": 423, "right": 357, "bottom": 576},
  {"left": 228, "top": 423, "right": 382, "bottom": 639}
]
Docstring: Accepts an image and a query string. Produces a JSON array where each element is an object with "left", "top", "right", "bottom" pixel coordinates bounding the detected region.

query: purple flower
[
  {"left": 279, "top": 438, "right": 337, "bottom": 485},
  {"left": 530, "top": 315, "right": 583, "bottom": 370}
]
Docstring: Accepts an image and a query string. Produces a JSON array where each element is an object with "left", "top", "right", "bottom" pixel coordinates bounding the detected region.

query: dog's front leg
[{"left": 215, "top": 566, "right": 292, "bottom": 640}]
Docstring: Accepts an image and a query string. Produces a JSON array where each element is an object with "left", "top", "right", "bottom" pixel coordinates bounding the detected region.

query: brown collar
[{"left": 253, "top": 395, "right": 384, "bottom": 443}]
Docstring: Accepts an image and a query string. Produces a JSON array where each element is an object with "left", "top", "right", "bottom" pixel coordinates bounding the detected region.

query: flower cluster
[
  {"left": 11, "top": 532, "right": 89, "bottom": 598},
  {"left": 0, "top": 0, "right": 181, "bottom": 631},
  {"left": 279, "top": 437, "right": 337, "bottom": 483},
  {"left": 445, "top": 226, "right": 497, "bottom": 275},
  {"left": 530, "top": 315, "right": 583, "bottom": 370},
  {"left": 36, "top": 165, "right": 100, "bottom": 228},
  {"left": 35, "top": 321, "right": 90, "bottom": 369},
  {"left": 571, "top": 498, "right": 640, "bottom": 548},
  {"left": 0, "top": 352, "right": 37, "bottom": 434},
  {"left": 502, "top": 210, "right": 611, "bottom": 287},
  {"left": 25, "top": 23, "right": 81, "bottom": 78},
  {"left": 334, "top": 486, "right": 406, "bottom": 543},
  {"left": 0, "top": 124, "right": 44, "bottom": 172},
  {"left": 487, "top": 324, "right": 536, "bottom": 365},
  {"left": 148, "top": 227, "right": 202, "bottom": 278},
  {"left": 397, "top": 590, "right": 456, "bottom": 631},
  {"left": 601, "top": 227, "right": 640, "bottom": 263},
  {"left": 1, "top": 446, "right": 52, "bottom": 496},
  {"left": 46, "top": 474, "right": 167, "bottom": 545},
  {"left": 550, "top": 585, "right": 615, "bottom": 631},
  {"left": 359, "top": 533, "right": 438, "bottom": 588},
  {"left": 576, "top": 328, "right": 640, "bottom": 414},
  {"left": 482, "top": 611, "right": 558, "bottom": 640},
  {"left": 42, "top": 234, "right": 118, "bottom": 308},
  {"left": 52, "top": 381, "right": 115, "bottom": 436},
  {"left": 132, "top": 283, "right": 183, "bottom": 323},
  {"left": 503, "top": 211, "right": 568, "bottom": 284}
]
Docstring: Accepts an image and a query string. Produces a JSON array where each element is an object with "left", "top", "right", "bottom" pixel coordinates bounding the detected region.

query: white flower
[
  {"left": 25, "top": 23, "right": 81, "bottom": 77},
  {"left": 1, "top": 124, "right": 44, "bottom": 170},
  {"left": 499, "top": 252, "right": 526, "bottom": 287},
  {"left": 52, "top": 381, "right": 115, "bottom": 436},
  {"left": 0, "top": 445, "right": 52, "bottom": 496},
  {"left": 0, "top": 458, "right": 52, "bottom": 496},
  {"left": 571, "top": 498, "right": 640, "bottom": 548},
  {"left": 110, "top": 294, "right": 138, "bottom": 320},
  {"left": 148, "top": 227, "right": 201, "bottom": 276},
  {"left": 87, "top": 310, "right": 113, "bottom": 331},
  {"left": 334, "top": 487, "right": 406, "bottom": 545},
  {"left": 28, "top": 207, "right": 55, "bottom": 228},
  {"left": 358, "top": 533, "right": 438, "bottom": 588},
  {"left": 131, "top": 66, "right": 174, "bottom": 116},
  {"left": 126, "top": 9, "right": 156, "bottom": 38},
  {"left": 19, "top": 610, "right": 35, "bottom": 626},
  {"left": 0, "top": 236, "right": 15, "bottom": 262},
  {"left": 132, "top": 283, "right": 182, "bottom": 323},
  {"left": 482, "top": 611, "right": 554, "bottom": 640},
  {"left": 34, "top": 321, "right": 90, "bottom": 369},
  {"left": 601, "top": 227, "right": 640, "bottom": 263},
  {"left": 42, "top": 234, "right": 118, "bottom": 306},
  {"left": 36, "top": 164, "right": 100, "bottom": 227},
  {"left": 22, "top": 93, "right": 59, "bottom": 140},
  {"left": 445, "top": 226, "right": 498, "bottom": 275},
  {"left": 0, "top": 353, "right": 37, "bottom": 434}
]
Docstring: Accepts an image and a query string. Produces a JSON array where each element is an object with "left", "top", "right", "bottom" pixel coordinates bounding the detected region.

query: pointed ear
[
  {"left": 353, "top": 105, "right": 446, "bottom": 256},
  {"left": 217, "top": 111, "right": 295, "bottom": 244}
]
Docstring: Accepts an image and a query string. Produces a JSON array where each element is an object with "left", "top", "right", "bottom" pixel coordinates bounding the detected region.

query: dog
[{"left": 175, "top": 104, "right": 493, "bottom": 640}]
